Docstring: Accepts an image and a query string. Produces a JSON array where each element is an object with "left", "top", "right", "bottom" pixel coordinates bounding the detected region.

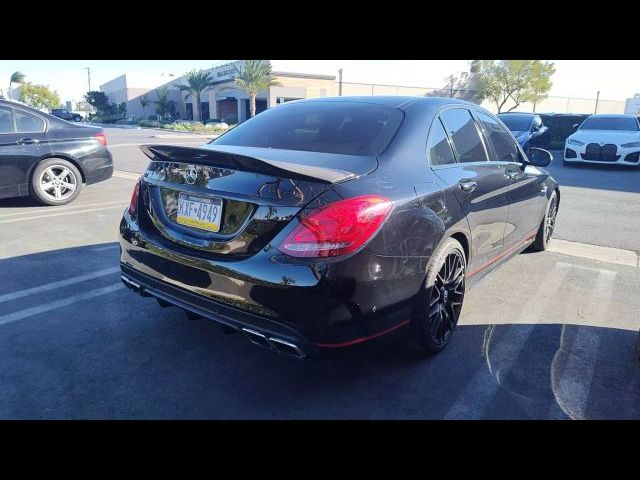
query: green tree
[
  {"left": 139, "top": 94, "right": 150, "bottom": 119},
  {"left": 154, "top": 87, "right": 177, "bottom": 121},
  {"left": 475, "top": 60, "right": 556, "bottom": 113},
  {"left": 8, "top": 71, "right": 26, "bottom": 101},
  {"left": 233, "top": 60, "right": 280, "bottom": 118},
  {"left": 176, "top": 70, "right": 215, "bottom": 121},
  {"left": 18, "top": 83, "right": 61, "bottom": 111},
  {"left": 84, "top": 91, "right": 112, "bottom": 116}
]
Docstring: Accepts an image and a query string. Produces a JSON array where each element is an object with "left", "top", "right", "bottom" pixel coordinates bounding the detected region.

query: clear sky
[{"left": 1, "top": 60, "right": 639, "bottom": 103}]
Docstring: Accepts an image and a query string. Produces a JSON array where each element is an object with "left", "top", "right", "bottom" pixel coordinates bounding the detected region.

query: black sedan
[
  {"left": 0, "top": 99, "right": 113, "bottom": 205},
  {"left": 119, "top": 97, "right": 559, "bottom": 358}
]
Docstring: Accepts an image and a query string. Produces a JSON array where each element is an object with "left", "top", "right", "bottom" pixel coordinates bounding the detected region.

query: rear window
[
  {"left": 211, "top": 102, "right": 404, "bottom": 156},
  {"left": 580, "top": 116, "right": 639, "bottom": 131},
  {"left": 498, "top": 114, "right": 533, "bottom": 132}
]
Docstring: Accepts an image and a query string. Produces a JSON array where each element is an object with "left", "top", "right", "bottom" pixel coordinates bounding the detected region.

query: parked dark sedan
[
  {"left": 0, "top": 99, "right": 113, "bottom": 205},
  {"left": 119, "top": 97, "right": 559, "bottom": 358},
  {"left": 497, "top": 112, "right": 548, "bottom": 150}
]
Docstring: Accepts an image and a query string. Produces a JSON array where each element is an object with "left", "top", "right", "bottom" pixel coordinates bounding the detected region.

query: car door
[
  {"left": 0, "top": 106, "right": 49, "bottom": 199},
  {"left": 474, "top": 110, "right": 546, "bottom": 249},
  {"left": 429, "top": 107, "right": 511, "bottom": 274}
]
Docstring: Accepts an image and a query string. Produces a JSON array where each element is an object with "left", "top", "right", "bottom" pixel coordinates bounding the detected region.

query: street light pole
[
  {"left": 594, "top": 90, "right": 600, "bottom": 114},
  {"left": 84, "top": 67, "right": 91, "bottom": 92},
  {"left": 338, "top": 69, "right": 343, "bottom": 96}
]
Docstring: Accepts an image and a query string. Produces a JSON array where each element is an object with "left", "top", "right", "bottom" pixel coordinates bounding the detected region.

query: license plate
[{"left": 176, "top": 193, "right": 223, "bottom": 232}]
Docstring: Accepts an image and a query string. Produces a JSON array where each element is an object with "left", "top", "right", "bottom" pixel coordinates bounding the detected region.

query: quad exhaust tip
[{"left": 242, "top": 328, "right": 308, "bottom": 359}]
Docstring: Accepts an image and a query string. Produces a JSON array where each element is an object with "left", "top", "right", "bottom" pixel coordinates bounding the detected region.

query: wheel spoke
[
  {"left": 41, "top": 181, "right": 54, "bottom": 192},
  {"left": 57, "top": 167, "right": 71, "bottom": 179},
  {"left": 54, "top": 185, "right": 62, "bottom": 200},
  {"left": 60, "top": 181, "right": 76, "bottom": 191},
  {"left": 45, "top": 167, "right": 56, "bottom": 180}
]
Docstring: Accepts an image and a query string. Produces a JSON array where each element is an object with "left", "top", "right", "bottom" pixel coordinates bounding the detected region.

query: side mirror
[{"left": 526, "top": 147, "right": 553, "bottom": 167}]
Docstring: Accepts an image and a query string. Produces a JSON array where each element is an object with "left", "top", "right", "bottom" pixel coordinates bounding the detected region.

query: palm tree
[
  {"left": 139, "top": 94, "right": 150, "bottom": 119},
  {"left": 8, "top": 71, "right": 25, "bottom": 101},
  {"left": 176, "top": 70, "right": 215, "bottom": 121},
  {"left": 234, "top": 60, "right": 280, "bottom": 118},
  {"left": 154, "top": 87, "right": 176, "bottom": 121}
]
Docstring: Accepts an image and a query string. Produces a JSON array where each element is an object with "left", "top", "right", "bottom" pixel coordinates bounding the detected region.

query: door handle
[
  {"left": 458, "top": 180, "right": 477, "bottom": 193},
  {"left": 17, "top": 138, "right": 40, "bottom": 145}
]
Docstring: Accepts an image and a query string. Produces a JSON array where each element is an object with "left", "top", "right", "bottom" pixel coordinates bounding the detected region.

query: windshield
[
  {"left": 211, "top": 101, "right": 404, "bottom": 156},
  {"left": 498, "top": 115, "right": 533, "bottom": 132},
  {"left": 580, "top": 116, "right": 639, "bottom": 131}
]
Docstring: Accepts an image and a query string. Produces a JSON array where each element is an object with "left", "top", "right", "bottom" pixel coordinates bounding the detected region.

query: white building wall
[{"left": 624, "top": 96, "right": 640, "bottom": 115}]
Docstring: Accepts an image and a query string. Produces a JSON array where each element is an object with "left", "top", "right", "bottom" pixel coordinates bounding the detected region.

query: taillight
[
  {"left": 95, "top": 133, "right": 107, "bottom": 146},
  {"left": 279, "top": 195, "right": 393, "bottom": 258},
  {"left": 128, "top": 180, "right": 140, "bottom": 217}
]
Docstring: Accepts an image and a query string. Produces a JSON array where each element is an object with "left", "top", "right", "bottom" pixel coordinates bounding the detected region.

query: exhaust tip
[
  {"left": 241, "top": 328, "right": 307, "bottom": 359},
  {"left": 268, "top": 337, "right": 308, "bottom": 359},
  {"left": 242, "top": 328, "right": 272, "bottom": 349}
]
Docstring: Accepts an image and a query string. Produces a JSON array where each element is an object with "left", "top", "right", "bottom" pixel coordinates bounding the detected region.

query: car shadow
[
  {"left": 0, "top": 196, "right": 45, "bottom": 208},
  {"left": 0, "top": 243, "right": 638, "bottom": 420}
]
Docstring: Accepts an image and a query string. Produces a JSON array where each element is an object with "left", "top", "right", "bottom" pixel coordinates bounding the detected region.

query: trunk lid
[{"left": 137, "top": 144, "right": 377, "bottom": 257}]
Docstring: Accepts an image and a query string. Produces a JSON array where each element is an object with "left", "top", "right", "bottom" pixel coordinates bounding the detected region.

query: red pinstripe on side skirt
[
  {"left": 315, "top": 228, "right": 538, "bottom": 348},
  {"left": 467, "top": 229, "right": 538, "bottom": 278}
]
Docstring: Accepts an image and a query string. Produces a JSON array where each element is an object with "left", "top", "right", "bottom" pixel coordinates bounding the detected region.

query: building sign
[{"left": 217, "top": 69, "right": 235, "bottom": 78}]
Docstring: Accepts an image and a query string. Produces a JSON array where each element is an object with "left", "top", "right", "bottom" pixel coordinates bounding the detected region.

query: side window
[
  {"left": 476, "top": 112, "right": 519, "bottom": 163},
  {"left": 440, "top": 108, "right": 488, "bottom": 163},
  {"left": 428, "top": 118, "right": 457, "bottom": 166},
  {"left": 0, "top": 107, "right": 14, "bottom": 133},
  {"left": 15, "top": 110, "right": 45, "bottom": 133}
]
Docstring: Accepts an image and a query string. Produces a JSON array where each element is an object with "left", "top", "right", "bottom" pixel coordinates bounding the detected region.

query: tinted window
[
  {"left": 0, "top": 107, "right": 14, "bottom": 133},
  {"left": 498, "top": 114, "right": 533, "bottom": 132},
  {"left": 477, "top": 112, "right": 519, "bottom": 162},
  {"left": 428, "top": 118, "right": 456, "bottom": 166},
  {"left": 212, "top": 102, "right": 404, "bottom": 156},
  {"left": 440, "top": 108, "right": 488, "bottom": 163},
  {"left": 15, "top": 110, "right": 45, "bottom": 132},
  {"left": 580, "top": 116, "right": 639, "bottom": 131}
]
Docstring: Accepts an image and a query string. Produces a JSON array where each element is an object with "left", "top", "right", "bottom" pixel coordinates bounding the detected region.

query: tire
[
  {"left": 73, "top": 115, "right": 82, "bottom": 122},
  {"left": 532, "top": 190, "right": 558, "bottom": 252},
  {"left": 30, "top": 158, "right": 82, "bottom": 206},
  {"left": 406, "top": 237, "right": 466, "bottom": 355}
]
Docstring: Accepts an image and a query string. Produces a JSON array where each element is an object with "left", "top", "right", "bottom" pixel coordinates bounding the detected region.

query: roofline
[{"left": 271, "top": 71, "right": 336, "bottom": 81}]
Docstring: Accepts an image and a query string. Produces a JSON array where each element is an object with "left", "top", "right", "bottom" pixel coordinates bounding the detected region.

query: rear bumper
[
  {"left": 119, "top": 212, "right": 420, "bottom": 354},
  {"left": 120, "top": 262, "right": 318, "bottom": 358},
  {"left": 83, "top": 149, "right": 114, "bottom": 185}
]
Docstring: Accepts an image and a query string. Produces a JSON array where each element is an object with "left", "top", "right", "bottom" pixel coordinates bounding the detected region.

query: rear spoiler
[{"left": 140, "top": 144, "right": 377, "bottom": 184}]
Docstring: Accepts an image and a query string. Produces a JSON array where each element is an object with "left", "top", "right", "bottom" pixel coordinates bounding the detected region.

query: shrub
[
  {"left": 221, "top": 113, "right": 238, "bottom": 125},
  {"left": 139, "top": 119, "right": 162, "bottom": 128},
  {"left": 160, "top": 121, "right": 228, "bottom": 135}
]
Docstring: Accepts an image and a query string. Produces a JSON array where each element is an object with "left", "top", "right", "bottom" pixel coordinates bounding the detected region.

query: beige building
[{"left": 100, "top": 61, "right": 336, "bottom": 123}]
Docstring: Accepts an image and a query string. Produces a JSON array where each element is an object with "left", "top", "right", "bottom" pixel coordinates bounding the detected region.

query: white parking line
[
  {"left": 445, "top": 262, "right": 571, "bottom": 419},
  {"left": 549, "top": 239, "right": 638, "bottom": 268},
  {"left": 0, "top": 200, "right": 128, "bottom": 219},
  {"left": 0, "top": 205, "right": 127, "bottom": 224},
  {"left": 112, "top": 170, "right": 141, "bottom": 180},
  {"left": 0, "top": 283, "right": 122, "bottom": 326},
  {"left": 0, "top": 267, "right": 120, "bottom": 304}
]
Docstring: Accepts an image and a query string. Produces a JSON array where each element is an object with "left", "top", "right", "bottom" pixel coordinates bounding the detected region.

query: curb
[{"left": 88, "top": 123, "right": 141, "bottom": 129}]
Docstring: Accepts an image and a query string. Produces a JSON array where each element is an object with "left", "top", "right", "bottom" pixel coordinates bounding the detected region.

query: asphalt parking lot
[{"left": 0, "top": 127, "right": 638, "bottom": 419}]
